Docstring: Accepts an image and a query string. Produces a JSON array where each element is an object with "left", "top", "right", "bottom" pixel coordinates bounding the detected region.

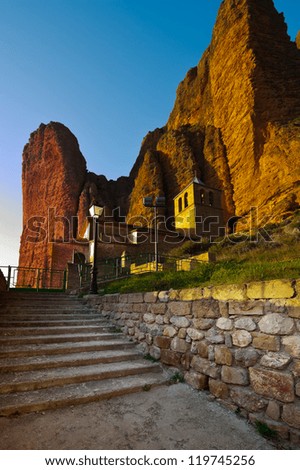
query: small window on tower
[
  {"left": 184, "top": 192, "right": 188, "bottom": 208},
  {"left": 200, "top": 190, "right": 205, "bottom": 205},
  {"left": 178, "top": 197, "right": 182, "bottom": 212},
  {"left": 209, "top": 191, "right": 214, "bottom": 206}
]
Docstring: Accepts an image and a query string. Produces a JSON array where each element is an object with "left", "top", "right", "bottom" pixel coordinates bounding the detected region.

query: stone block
[
  {"left": 143, "top": 291, "right": 158, "bottom": 303},
  {"left": 170, "top": 315, "right": 190, "bottom": 328},
  {"left": 127, "top": 293, "right": 144, "bottom": 303},
  {"left": 234, "top": 318, "right": 256, "bottom": 331},
  {"left": 209, "top": 378, "right": 229, "bottom": 399},
  {"left": 155, "top": 315, "right": 165, "bottom": 325},
  {"left": 221, "top": 366, "right": 249, "bottom": 385},
  {"left": 145, "top": 323, "right": 163, "bottom": 336},
  {"left": 228, "top": 301, "right": 264, "bottom": 316},
  {"left": 187, "top": 327, "right": 205, "bottom": 341},
  {"left": 216, "top": 317, "right": 233, "bottom": 330},
  {"left": 214, "top": 345, "right": 233, "bottom": 366},
  {"left": 179, "top": 288, "right": 203, "bottom": 301},
  {"left": 230, "top": 387, "right": 267, "bottom": 412},
  {"left": 212, "top": 284, "right": 247, "bottom": 301},
  {"left": 149, "top": 303, "right": 167, "bottom": 315},
  {"left": 158, "top": 291, "right": 169, "bottom": 302},
  {"left": 178, "top": 328, "right": 187, "bottom": 339},
  {"left": 247, "top": 279, "right": 294, "bottom": 300},
  {"left": 252, "top": 333, "right": 280, "bottom": 351},
  {"left": 192, "top": 299, "right": 219, "bottom": 318},
  {"left": 163, "top": 326, "right": 177, "bottom": 338},
  {"left": 287, "top": 305, "right": 300, "bottom": 319},
  {"left": 143, "top": 313, "right": 156, "bottom": 324},
  {"left": 160, "top": 350, "right": 181, "bottom": 367},
  {"left": 168, "top": 289, "right": 180, "bottom": 301},
  {"left": 192, "top": 318, "right": 215, "bottom": 330},
  {"left": 132, "top": 303, "right": 148, "bottom": 314},
  {"left": 232, "top": 330, "right": 252, "bottom": 348},
  {"left": 282, "top": 336, "right": 300, "bottom": 358},
  {"left": 290, "top": 429, "right": 300, "bottom": 446},
  {"left": 171, "top": 337, "right": 189, "bottom": 353},
  {"left": 258, "top": 313, "right": 294, "bottom": 335},
  {"left": 191, "top": 356, "right": 220, "bottom": 379},
  {"left": 168, "top": 301, "right": 191, "bottom": 316},
  {"left": 154, "top": 336, "right": 171, "bottom": 349},
  {"left": 118, "top": 294, "right": 128, "bottom": 303},
  {"left": 205, "top": 327, "right": 224, "bottom": 344},
  {"left": 294, "top": 361, "right": 300, "bottom": 377},
  {"left": 197, "top": 341, "right": 209, "bottom": 358},
  {"left": 296, "top": 382, "right": 300, "bottom": 397},
  {"left": 249, "top": 368, "right": 294, "bottom": 402},
  {"left": 234, "top": 347, "right": 260, "bottom": 367},
  {"left": 260, "top": 352, "right": 291, "bottom": 369},
  {"left": 266, "top": 401, "right": 281, "bottom": 421},
  {"left": 184, "top": 371, "right": 208, "bottom": 390},
  {"left": 219, "top": 301, "right": 229, "bottom": 317},
  {"left": 202, "top": 287, "right": 212, "bottom": 298},
  {"left": 248, "top": 415, "right": 290, "bottom": 439},
  {"left": 149, "top": 345, "right": 161, "bottom": 360},
  {"left": 282, "top": 404, "right": 300, "bottom": 429}
]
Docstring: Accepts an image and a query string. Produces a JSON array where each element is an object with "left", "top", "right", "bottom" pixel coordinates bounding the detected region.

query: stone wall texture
[{"left": 86, "top": 278, "right": 300, "bottom": 444}]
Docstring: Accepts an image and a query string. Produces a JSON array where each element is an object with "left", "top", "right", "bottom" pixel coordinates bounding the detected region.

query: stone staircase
[{"left": 0, "top": 291, "right": 167, "bottom": 416}]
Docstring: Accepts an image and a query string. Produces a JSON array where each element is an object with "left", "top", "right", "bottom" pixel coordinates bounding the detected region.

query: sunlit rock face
[
  {"left": 129, "top": 0, "right": 300, "bottom": 225},
  {"left": 19, "top": 0, "right": 300, "bottom": 270}
]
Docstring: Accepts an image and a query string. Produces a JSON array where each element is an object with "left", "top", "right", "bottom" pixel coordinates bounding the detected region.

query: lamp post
[
  {"left": 143, "top": 196, "right": 166, "bottom": 272},
  {"left": 89, "top": 204, "right": 104, "bottom": 294}
]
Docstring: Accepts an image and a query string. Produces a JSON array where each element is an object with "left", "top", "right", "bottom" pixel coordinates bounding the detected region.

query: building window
[
  {"left": 184, "top": 192, "right": 188, "bottom": 208},
  {"left": 178, "top": 197, "right": 182, "bottom": 212},
  {"left": 200, "top": 190, "right": 205, "bottom": 205},
  {"left": 209, "top": 191, "right": 214, "bottom": 206}
]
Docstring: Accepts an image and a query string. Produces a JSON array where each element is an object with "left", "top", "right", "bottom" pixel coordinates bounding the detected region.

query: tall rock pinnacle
[{"left": 128, "top": 0, "right": 300, "bottom": 224}]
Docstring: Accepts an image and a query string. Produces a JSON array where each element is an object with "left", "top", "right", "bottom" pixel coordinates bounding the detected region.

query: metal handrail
[{"left": 0, "top": 265, "right": 67, "bottom": 291}]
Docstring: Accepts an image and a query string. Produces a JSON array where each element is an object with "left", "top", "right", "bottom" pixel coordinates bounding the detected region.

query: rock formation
[
  {"left": 19, "top": 0, "right": 300, "bottom": 270},
  {"left": 128, "top": 0, "right": 300, "bottom": 226}
]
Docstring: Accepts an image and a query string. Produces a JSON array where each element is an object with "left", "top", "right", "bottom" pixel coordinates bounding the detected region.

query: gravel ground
[{"left": 0, "top": 383, "right": 276, "bottom": 450}]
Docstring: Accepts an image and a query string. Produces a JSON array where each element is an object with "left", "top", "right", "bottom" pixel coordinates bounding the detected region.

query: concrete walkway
[{"left": 0, "top": 383, "right": 276, "bottom": 450}]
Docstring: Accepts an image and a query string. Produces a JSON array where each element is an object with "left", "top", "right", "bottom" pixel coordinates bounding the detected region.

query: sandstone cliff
[
  {"left": 19, "top": 122, "right": 133, "bottom": 270},
  {"left": 19, "top": 0, "right": 300, "bottom": 270},
  {"left": 128, "top": 0, "right": 300, "bottom": 226}
]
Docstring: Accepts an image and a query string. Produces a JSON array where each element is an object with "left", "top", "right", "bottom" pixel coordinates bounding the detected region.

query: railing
[
  {"left": 79, "top": 253, "right": 204, "bottom": 290},
  {"left": 0, "top": 266, "right": 67, "bottom": 291}
]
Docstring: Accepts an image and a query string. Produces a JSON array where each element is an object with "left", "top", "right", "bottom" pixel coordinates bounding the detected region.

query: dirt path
[{"left": 0, "top": 383, "right": 277, "bottom": 450}]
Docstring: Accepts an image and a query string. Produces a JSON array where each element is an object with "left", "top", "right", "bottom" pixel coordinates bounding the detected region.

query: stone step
[
  {"left": 0, "top": 324, "right": 113, "bottom": 336},
  {"left": 0, "top": 360, "right": 161, "bottom": 393},
  {"left": 0, "top": 373, "right": 167, "bottom": 416},
  {"left": 0, "top": 313, "right": 100, "bottom": 321},
  {"left": 0, "top": 349, "right": 141, "bottom": 373},
  {"left": 0, "top": 332, "right": 123, "bottom": 346},
  {"left": 0, "top": 308, "right": 92, "bottom": 315},
  {"left": 0, "top": 338, "right": 136, "bottom": 359},
  {"left": 0, "top": 319, "right": 107, "bottom": 327}
]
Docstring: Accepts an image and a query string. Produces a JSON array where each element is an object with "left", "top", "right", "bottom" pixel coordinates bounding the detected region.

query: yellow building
[{"left": 174, "top": 177, "right": 224, "bottom": 238}]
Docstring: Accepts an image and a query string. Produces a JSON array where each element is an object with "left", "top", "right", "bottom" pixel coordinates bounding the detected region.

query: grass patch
[
  {"left": 255, "top": 421, "right": 278, "bottom": 439},
  {"left": 144, "top": 353, "right": 159, "bottom": 363},
  {"left": 101, "top": 257, "right": 300, "bottom": 295},
  {"left": 169, "top": 372, "right": 185, "bottom": 384}
]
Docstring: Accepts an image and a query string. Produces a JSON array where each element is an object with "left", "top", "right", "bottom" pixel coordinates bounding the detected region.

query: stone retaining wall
[{"left": 86, "top": 279, "right": 300, "bottom": 444}]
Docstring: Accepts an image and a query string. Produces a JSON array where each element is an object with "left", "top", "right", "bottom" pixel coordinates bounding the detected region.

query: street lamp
[
  {"left": 89, "top": 204, "right": 104, "bottom": 294},
  {"left": 143, "top": 196, "right": 166, "bottom": 272}
]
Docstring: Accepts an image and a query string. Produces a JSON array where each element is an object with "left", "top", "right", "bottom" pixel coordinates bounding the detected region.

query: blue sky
[{"left": 0, "top": 0, "right": 299, "bottom": 267}]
